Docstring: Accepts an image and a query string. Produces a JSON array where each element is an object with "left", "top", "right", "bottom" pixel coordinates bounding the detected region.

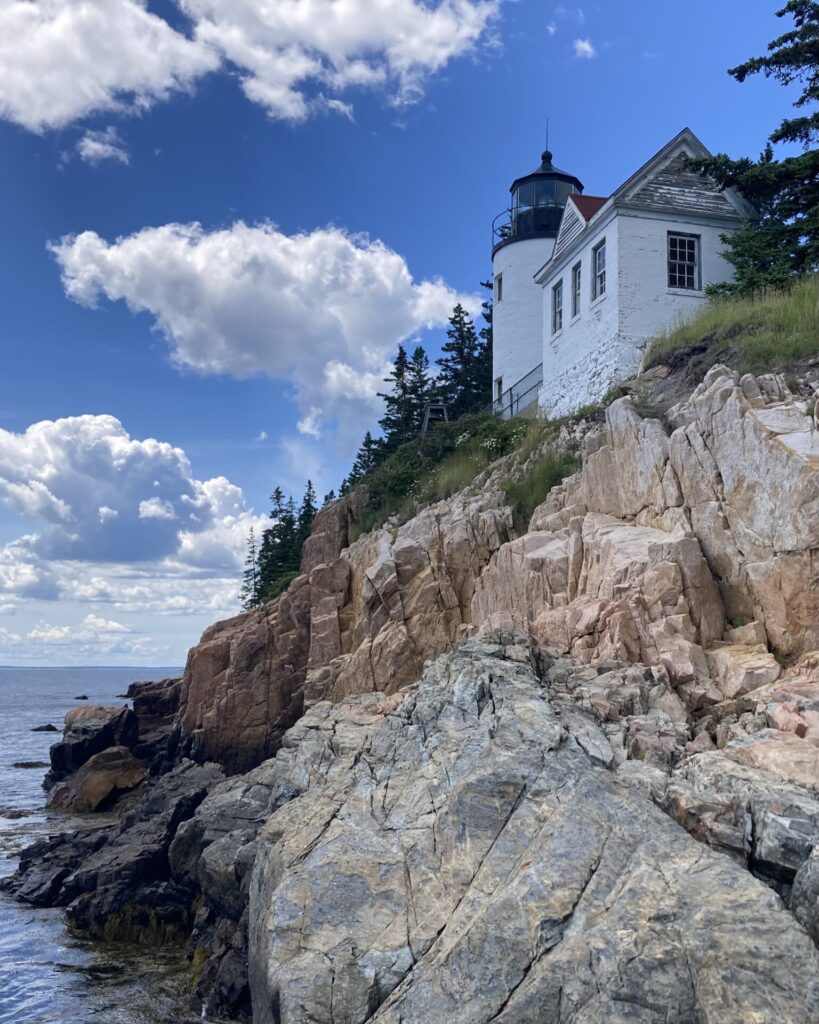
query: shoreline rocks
[
  {"left": 46, "top": 705, "right": 139, "bottom": 789},
  {"left": 5, "top": 362, "right": 819, "bottom": 1022}
]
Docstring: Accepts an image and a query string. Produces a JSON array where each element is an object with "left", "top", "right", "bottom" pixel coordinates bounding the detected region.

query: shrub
[{"left": 348, "top": 414, "right": 545, "bottom": 540}]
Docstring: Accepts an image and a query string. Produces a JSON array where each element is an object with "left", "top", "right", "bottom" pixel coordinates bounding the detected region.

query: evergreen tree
[
  {"left": 323, "top": 489, "right": 337, "bottom": 506},
  {"left": 378, "top": 345, "right": 416, "bottom": 451},
  {"left": 239, "top": 526, "right": 261, "bottom": 610},
  {"left": 687, "top": 1, "right": 819, "bottom": 293},
  {"left": 349, "top": 431, "right": 383, "bottom": 482},
  {"left": 476, "top": 281, "right": 494, "bottom": 405},
  {"left": 406, "top": 345, "right": 437, "bottom": 430},
  {"left": 437, "top": 304, "right": 483, "bottom": 419},
  {"left": 297, "top": 480, "right": 318, "bottom": 547},
  {"left": 257, "top": 488, "right": 300, "bottom": 600}
]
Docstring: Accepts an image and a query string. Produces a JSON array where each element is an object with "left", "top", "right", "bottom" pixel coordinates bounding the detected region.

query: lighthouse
[{"left": 491, "top": 148, "right": 583, "bottom": 415}]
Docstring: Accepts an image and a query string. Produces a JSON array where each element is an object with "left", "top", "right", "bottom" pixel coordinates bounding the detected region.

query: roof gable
[
  {"left": 615, "top": 128, "right": 753, "bottom": 220},
  {"left": 552, "top": 195, "right": 608, "bottom": 262},
  {"left": 552, "top": 202, "right": 585, "bottom": 262}
]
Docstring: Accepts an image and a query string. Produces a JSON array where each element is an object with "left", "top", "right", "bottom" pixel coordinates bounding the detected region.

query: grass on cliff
[
  {"left": 502, "top": 450, "right": 582, "bottom": 533},
  {"left": 349, "top": 414, "right": 545, "bottom": 540},
  {"left": 644, "top": 274, "right": 819, "bottom": 373}
]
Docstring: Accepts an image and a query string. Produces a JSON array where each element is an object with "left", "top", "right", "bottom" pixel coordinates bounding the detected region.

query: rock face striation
[{"left": 6, "top": 363, "right": 819, "bottom": 1022}]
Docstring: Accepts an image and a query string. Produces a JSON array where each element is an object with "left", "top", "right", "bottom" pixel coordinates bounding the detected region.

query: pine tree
[
  {"left": 297, "top": 480, "right": 318, "bottom": 547},
  {"left": 476, "top": 281, "right": 494, "bottom": 405},
  {"left": 405, "top": 345, "right": 437, "bottom": 431},
  {"left": 437, "top": 304, "right": 483, "bottom": 419},
  {"left": 378, "top": 345, "right": 416, "bottom": 451},
  {"left": 257, "top": 488, "right": 300, "bottom": 601},
  {"left": 323, "top": 489, "right": 337, "bottom": 506},
  {"left": 687, "top": 1, "right": 819, "bottom": 293},
  {"left": 349, "top": 431, "right": 383, "bottom": 482},
  {"left": 239, "top": 526, "right": 260, "bottom": 610}
]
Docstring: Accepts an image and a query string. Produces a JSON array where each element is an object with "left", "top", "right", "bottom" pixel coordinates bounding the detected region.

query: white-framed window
[
  {"left": 571, "top": 262, "right": 582, "bottom": 318},
  {"left": 552, "top": 280, "right": 563, "bottom": 335},
  {"left": 668, "top": 232, "right": 700, "bottom": 290},
  {"left": 495, "top": 273, "right": 503, "bottom": 302},
  {"left": 591, "top": 240, "right": 606, "bottom": 300}
]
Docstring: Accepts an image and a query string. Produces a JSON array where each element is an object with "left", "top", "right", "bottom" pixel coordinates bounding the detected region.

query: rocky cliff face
[
  {"left": 7, "top": 362, "right": 819, "bottom": 1022},
  {"left": 177, "top": 364, "right": 818, "bottom": 774}
]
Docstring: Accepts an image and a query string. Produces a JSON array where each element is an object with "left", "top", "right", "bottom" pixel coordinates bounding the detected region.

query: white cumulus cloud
[
  {"left": 139, "top": 497, "right": 177, "bottom": 521},
  {"left": 573, "top": 38, "right": 595, "bottom": 59},
  {"left": 0, "top": 0, "right": 218, "bottom": 132},
  {"left": 0, "top": 414, "right": 265, "bottom": 611},
  {"left": 76, "top": 126, "right": 130, "bottom": 165},
  {"left": 51, "top": 222, "right": 477, "bottom": 437},
  {"left": 182, "top": 0, "right": 500, "bottom": 120},
  {"left": 0, "top": 0, "right": 499, "bottom": 132},
  {"left": 0, "top": 415, "right": 272, "bottom": 660}
]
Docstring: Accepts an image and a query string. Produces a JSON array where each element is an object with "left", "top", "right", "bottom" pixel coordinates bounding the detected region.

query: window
[
  {"left": 495, "top": 273, "right": 503, "bottom": 302},
  {"left": 571, "top": 262, "right": 582, "bottom": 318},
  {"left": 591, "top": 240, "right": 606, "bottom": 300},
  {"left": 668, "top": 233, "right": 700, "bottom": 290},
  {"left": 495, "top": 376, "right": 503, "bottom": 402},
  {"left": 552, "top": 280, "right": 563, "bottom": 335}
]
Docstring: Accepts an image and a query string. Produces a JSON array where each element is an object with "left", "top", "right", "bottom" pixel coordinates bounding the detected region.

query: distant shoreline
[{"left": 0, "top": 665, "right": 184, "bottom": 671}]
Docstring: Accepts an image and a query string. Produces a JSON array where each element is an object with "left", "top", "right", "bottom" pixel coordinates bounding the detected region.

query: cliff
[
  {"left": 6, "top": 360, "right": 819, "bottom": 1022},
  {"left": 178, "top": 363, "right": 818, "bottom": 771}
]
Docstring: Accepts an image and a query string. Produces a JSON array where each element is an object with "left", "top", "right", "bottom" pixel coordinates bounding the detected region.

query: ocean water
[{"left": 0, "top": 666, "right": 205, "bottom": 1024}]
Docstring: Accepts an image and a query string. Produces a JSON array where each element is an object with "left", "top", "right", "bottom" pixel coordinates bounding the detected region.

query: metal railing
[
  {"left": 487, "top": 363, "right": 543, "bottom": 420},
  {"left": 492, "top": 204, "right": 564, "bottom": 251}
]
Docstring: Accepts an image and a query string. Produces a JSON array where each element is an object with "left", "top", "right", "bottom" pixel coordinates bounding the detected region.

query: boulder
[
  {"left": 126, "top": 676, "right": 182, "bottom": 769},
  {"left": 676, "top": 733, "right": 819, "bottom": 886},
  {"left": 705, "top": 642, "right": 782, "bottom": 699},
  {"left": 47, "top": 704, "right": 138, "bottom": 784},
  {"left": 46, "top": 746, "right": 146, "bottom": 813}
]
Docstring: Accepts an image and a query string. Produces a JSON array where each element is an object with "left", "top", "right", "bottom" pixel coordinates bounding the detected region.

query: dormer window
[{"left": 668, "top": 232, "right": 701, "bottom": 290}]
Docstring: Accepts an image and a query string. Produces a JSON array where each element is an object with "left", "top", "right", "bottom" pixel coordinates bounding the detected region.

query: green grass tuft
[
  {"left": 502, "top": 450, "right": 582, "bottom": 532},
  {"left": 644, "top": 274, "right": 819, "bottom": 374}
]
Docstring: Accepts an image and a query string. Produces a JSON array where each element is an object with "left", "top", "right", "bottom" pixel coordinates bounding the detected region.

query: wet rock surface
[{"left": 3, "top": 760, "right": 224, "bottom": 942}]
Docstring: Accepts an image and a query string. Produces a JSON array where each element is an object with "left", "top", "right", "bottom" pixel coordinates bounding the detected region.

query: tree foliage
[
  {"left": 345, "top": 286, "right": 493, "bottom": 494},
  {"left": 436, "top": 304, "right": 485, "bottom": 419},
  {"left": 242, "top": 480, "right": 319, "bottom": 608},
  {"left": 239, "top": 526, "right": 260, "bottom": 610},
  {"left": 688, "top": 1, "right": 819, "bottom": 294}
]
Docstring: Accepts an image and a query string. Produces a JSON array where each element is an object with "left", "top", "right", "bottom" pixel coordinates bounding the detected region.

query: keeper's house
[{"left": 490, "top": 128, "right": 755, "bottom": 418}]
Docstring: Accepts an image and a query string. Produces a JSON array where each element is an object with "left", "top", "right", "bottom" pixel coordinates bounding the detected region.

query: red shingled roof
[{"left": 570, "top": 195, "right": 608, "bottom": 221}]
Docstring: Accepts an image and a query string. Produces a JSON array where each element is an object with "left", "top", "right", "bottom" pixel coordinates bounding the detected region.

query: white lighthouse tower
[{"left": 491, "top": 148, "right": 583, "bottom": 415}]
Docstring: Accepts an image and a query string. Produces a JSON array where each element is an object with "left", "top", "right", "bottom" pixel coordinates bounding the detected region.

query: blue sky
[{"left": 0, "top": 0, "right": 795, "bottom": 664}]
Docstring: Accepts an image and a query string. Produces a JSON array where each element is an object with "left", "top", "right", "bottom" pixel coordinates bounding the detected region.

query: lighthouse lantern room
[{"left": 491, "top": 148, "right": 583, "bottom": 416}]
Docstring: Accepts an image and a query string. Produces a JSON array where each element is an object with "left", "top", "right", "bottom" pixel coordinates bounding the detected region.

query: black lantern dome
[{"left": 493, "top": 149, "right": 584, "bottom": 254}]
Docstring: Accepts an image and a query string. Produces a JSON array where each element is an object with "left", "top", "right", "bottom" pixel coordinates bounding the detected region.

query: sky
[{"left": 0, "top": 0, "right": 797, "bottom": 665}]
